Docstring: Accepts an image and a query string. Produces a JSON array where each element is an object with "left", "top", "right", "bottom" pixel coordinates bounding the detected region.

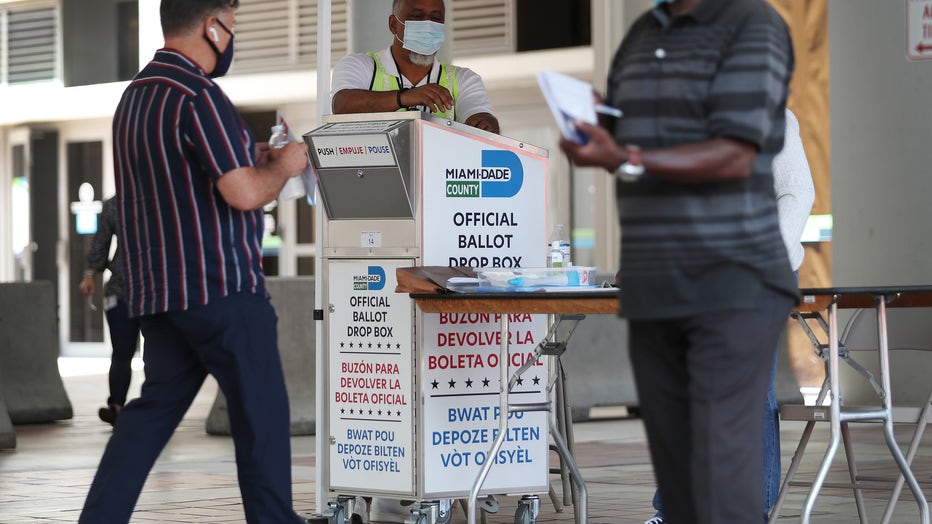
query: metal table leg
[
  {"left": 800, "top": 301, "right": 842, "bottom": 524},
  {"left": 800, "top": 298, "right": 929, "bottom": 524},
  {"left": 881, "top": 391, "right": 932, "bottom": 523},
  {"left": 465, "top": 314, "right": 589, "bottom": 524},
  {"left": 874, "top": 299, "right": 929, "bottom": 524},
  {"left": 467, "top": 315, "right": 510, "bottom": 524}
]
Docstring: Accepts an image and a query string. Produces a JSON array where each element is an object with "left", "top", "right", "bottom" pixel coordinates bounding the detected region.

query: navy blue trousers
[
  {"left": 80, "top": 292, "right": 301, "bottom": 524},
  {"left": 104, "top": 299, "right": 141, "bottom": 407}
]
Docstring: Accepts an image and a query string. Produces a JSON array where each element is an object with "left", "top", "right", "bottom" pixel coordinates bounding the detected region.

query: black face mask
[{"left": 205, "top": 19, "right": 234, "bottom": 78}]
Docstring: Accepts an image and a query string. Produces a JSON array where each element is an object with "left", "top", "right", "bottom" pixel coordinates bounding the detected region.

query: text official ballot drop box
[{"left": 305, "top": 112, "right": 551, "bottom": 507}]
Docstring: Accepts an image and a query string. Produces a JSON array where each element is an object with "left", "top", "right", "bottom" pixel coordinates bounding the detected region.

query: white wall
[
  {"left": 830, "top": 1, "right": 932, "bottom": 286},
  {"left": 138, "top": 0, "right": 163, "bottom": 64}
]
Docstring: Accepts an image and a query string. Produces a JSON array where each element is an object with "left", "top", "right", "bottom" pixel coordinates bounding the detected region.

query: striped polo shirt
[
  {"left": 607, "top": 0, "right": 797, "bottom": 319},
  {"left": 113, "top": 49, "right": 264, "bottom": 317}
]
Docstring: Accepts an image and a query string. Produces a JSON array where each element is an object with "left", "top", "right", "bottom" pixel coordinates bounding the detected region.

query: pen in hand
[{"left": 595, "top": 104, "right": 623, "bottom": 118}]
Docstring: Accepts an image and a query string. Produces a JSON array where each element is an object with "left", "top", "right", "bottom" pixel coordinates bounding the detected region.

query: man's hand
[
  {"left": 268, "top": 142, "right": 309, "bottom": 177},
  {"left": 559, "top": 121, "right": 626, "bottom": 172},
  {"left": 561, "top": 121, "right": 759, "bottom": 184},
  {"left": 79, "top": 274, "right": 96, "bottom": 296},
  {"left": 217, "top": 142, "right": 310, "bottom": 211},
  {"left": 255, "top": 142, "right": 272, "bottom": 168},
  {"left": 465, "top": 112, "right": 500, "bottom": 134},
  {"left": 401, "top": 84, "right": 454, "bottom": 113}
]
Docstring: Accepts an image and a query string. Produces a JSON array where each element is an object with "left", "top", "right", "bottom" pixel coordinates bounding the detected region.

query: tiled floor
[{"left": 2, "top": 358, "right": 932, "bottom": 523}]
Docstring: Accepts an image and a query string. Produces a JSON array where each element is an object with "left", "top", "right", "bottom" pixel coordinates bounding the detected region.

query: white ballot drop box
[{"left": 305, "top": 112, "right": 550, "bottom": 523}]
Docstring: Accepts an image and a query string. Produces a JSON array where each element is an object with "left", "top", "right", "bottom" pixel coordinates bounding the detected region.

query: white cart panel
[{"left": 327, "top": 259, "right": 415, "bottom": 495}]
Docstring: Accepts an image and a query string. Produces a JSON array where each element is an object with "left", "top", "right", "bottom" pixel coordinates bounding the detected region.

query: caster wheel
[
  {"left": 322, "top": 503, "right": 344, "bottom": 524},
  {"left": 436, "top": 499, "right": 454, "bottom": 524},
  {"left": 514, "top": 503, "right": 532, "bottom": 524},
  {"left": 514, "top": 496, "right": 539, "bottom": 524}
]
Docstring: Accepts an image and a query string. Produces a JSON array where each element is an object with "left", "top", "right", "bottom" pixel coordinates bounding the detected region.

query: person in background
[
  {"left": 644, "top": 108, "right": 816, "bottom": 524},
  {"left": 331, "top": 0, "right": 500, "bottom": 135},
  {"left": 78, "top": 195, "right": 141, "bottom": 427},
  {"left": 79, "top": 1, "right": 312, "bottom": 522},
  {"left": 560, "top": 0, "right": 797, "bottom": 522}
]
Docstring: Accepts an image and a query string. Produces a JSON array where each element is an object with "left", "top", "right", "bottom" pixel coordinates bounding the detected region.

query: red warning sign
[{"left": 907, "top": 0, "right": 932, "bottom": 61}]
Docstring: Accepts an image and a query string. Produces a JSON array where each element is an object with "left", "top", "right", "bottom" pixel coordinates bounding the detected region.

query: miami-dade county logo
[
  {"left": 445, "top": 150, "right": 523, "bottom": 198},
  {"left": 353, "top": 266, "right": 385, "bottom": 291}
]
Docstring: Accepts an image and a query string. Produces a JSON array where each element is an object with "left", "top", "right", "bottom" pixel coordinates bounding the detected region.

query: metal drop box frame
[{"left": 305, "top": 112, "right": 551, "bottom": 520}]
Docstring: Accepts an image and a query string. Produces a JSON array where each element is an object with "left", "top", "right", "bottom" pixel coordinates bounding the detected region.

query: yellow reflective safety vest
[{"left": 368, "top": 52, "right": 459, "bottom": 120}]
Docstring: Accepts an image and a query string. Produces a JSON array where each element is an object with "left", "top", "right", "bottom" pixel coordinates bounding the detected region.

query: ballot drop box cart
[{"left": 305, "top": 112, "right": 553, "bottom": 524}]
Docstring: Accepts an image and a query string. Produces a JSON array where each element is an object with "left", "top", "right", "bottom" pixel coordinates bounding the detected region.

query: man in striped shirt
[
  {"left": 561, "top": 0, "right": 797, "bottom": 522},
  {"left": 80, "top": 1, "right": 310, "bottom": 523}
]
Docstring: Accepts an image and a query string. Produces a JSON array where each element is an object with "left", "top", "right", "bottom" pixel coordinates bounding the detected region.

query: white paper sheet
[{"left": 535, "top": 70, "right": 599, "bottom": 144}]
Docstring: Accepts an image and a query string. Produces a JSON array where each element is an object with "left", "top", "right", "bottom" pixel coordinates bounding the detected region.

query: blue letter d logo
[
  {"left": 481, "top": 150, "right": 523, "bottom": 198},
  {"left": 367, "top": 266, "right": 386, "bottom": 291}
]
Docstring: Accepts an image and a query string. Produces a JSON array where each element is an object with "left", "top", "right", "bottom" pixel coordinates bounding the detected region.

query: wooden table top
[
  {"left": 796, "top": 285, "right": 932, "bottom": 312},
  {"left": 408, "top": 284, "right": 932, "bottom": 315},
  {"left": 410, "top": 289, "right": 620, "bottom": 315}
]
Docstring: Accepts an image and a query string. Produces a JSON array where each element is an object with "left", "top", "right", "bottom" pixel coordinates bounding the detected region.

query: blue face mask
[
  {"left": 398, "top": 19, "right": 446, "bottom": 56},
  {"left": 206, "top": 20, "right": 234, "bottom": 78}
]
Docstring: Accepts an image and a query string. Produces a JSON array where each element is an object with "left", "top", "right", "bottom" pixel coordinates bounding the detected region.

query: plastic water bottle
[
  {"left": 270, "top": 124, "right": 306, "bottom": 200},
  {"left": 547, "top": 240, "right": 564, "bottom": 268},
  {"left": 269, "top": 124, "right": 288, "bottom": 149},
  {"left": 548, "top": 224, "right": 571, "bottom": 268}
]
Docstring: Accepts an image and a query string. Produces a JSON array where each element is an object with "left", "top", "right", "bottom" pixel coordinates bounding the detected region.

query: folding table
[
  {"left": 771, "top": 286, "right": 932, "bottom": 524},
  {"left": 409, "top": 287, "right": 619, "bottom": 524}
]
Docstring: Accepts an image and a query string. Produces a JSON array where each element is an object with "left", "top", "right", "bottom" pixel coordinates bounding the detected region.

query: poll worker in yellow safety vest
[{"left": 331, "top": 0, "right": 501, "bottom": 135}]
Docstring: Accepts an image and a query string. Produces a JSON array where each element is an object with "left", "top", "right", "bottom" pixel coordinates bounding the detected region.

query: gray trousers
[{"left": 629, "top": 288, "right": 794, "bottom": 524}]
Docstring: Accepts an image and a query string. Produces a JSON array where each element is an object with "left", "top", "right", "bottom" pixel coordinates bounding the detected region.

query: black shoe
[{"left": 98, "top": 406, "right": 118, "bottom": 426}]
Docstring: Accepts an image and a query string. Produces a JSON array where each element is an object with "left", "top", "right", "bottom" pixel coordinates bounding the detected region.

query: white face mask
[{"left": 396, "top": 19, "right": 446, "bottom": 56}]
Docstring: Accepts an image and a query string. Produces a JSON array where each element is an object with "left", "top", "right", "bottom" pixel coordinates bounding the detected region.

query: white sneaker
[{"left": 644, "top": 516, "right": 665, "bottom": 524}]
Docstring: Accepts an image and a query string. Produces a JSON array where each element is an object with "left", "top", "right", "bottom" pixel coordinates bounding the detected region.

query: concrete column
[
  {"left": 829, "top": 0, "right": 932, "bottom": 404},
  {"left": 349, "top": 0, "right": 391, "bottom": 54},
  {"left": 0, "top": 393, "right": 15, "bottom": 449},
  {"left": 587, "top": 0, "right": 647, "bottom": 272},
  {"left": 0, "top": 282, "right": 73, "bottom": 424},
  {"left": 830, "top": 0, "right": 932, "bottom": 286}
]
